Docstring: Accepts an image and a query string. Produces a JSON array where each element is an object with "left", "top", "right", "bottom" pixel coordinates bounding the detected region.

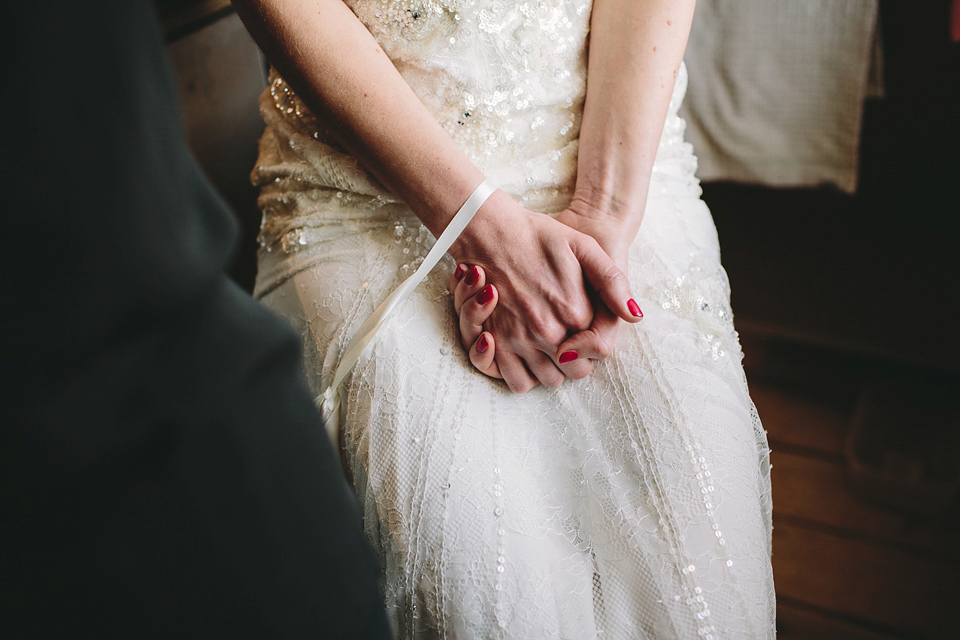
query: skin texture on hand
[
  {"left": 450, "top": 190, "right": 641, "bottom": 393},
  {"left": 535, "top": 0, "right": 694, "bottom": 384},
  {"left": 450, "top": 195, "right": 648, "bottom": 391},
  {"left": 450, "top": 199, "right": 649, "bottom": 390},
  {"left": 451, "top": 255, "right": 643, "bottom": 388},
  {"left": 456, "top": 0, "right": 694, "bottom": 390}
]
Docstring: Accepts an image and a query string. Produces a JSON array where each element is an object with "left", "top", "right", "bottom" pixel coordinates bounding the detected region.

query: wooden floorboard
[
  {"left": 751, "top": 384, "right": 851, "bottom": 458},
  {"left": 772, "top": 450, "right": 960, "bottom": 559},
  {"left": 743, "top": 370, "right": 960, "bottom": 638},
  {"left": 776, "top": 600, "right": 905, "bottom": 640},
  {"left": 773, "top": 501, "right": 957, "bottom": 638}
]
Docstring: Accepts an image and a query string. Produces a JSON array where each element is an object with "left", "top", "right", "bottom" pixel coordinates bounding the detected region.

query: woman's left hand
[
  {"left": 548, "top": 205, "right": 642, "bottom": 368},
  {"left": 451, "top": 206, "right": 643, "bottom": 385}
]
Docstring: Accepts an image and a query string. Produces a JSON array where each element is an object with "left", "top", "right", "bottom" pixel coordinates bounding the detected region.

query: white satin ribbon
[{"left": 317, "top": 179, "right": 496, "bottom": 451}]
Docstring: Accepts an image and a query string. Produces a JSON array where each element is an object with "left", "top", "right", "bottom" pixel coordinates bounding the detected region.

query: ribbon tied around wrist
[{"left": 317, "top": 180, "right": 497, "bottom": 453}]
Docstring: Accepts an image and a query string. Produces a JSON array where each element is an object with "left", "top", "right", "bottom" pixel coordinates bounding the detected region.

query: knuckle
[
  {"left": 546, "top": 327, "right": 568, "bottom": 348},
  {"left": 576, "top": 232, "right": 600, "bottom": 253},
  {"left": 508, "top": 377, "right": 535, "bottom": 394},
  {"left": 526, "top": 315, "right": 557, "bottom": 341},
  {"left": 528, "top": 317, "right": 568, "bottom": 348},
  {"left": 461, "top": 302, "right": 479, "bottom": 324},
  {"left": 601, "top": 265, "right": 625, "bottom": 286},
  {"left": 459, "top": 317, "right": 473, "bottom": 342},
  {"left": 567, "top": 363, "right": 592, "bottom": 380},
  {"left": 593, "top": 336, "right": 611, "bottom": 359},
  {"left": 561, "top": 304, "right": 593, "bottom": 331},
  {"left": 542, "top": 371, "right": 565, "bottom": 388}
]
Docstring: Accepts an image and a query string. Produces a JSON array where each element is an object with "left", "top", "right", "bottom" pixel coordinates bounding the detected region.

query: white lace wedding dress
[{"left": 251, "top": 1, "right": 775, "bottom": 637}]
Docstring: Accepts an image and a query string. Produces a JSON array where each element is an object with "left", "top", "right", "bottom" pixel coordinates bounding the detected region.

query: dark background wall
[{"left": 705, "top": 0, "right": 959, "bottom": 375}]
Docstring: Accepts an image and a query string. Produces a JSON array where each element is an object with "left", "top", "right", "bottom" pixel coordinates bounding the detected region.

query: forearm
[
  {"left": 232, "top": 0, "right": 642, "bottom": 391},
  {"left": 572, "top": 0, "right": 696, "bottom": 240},
  {"left": 231, "top": 0, "right": 483, "bottom": 237}
]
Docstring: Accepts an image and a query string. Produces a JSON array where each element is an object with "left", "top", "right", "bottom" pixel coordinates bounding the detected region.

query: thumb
[
  {"left": 572, "top": 235, "right": 644, "bottom": 323},
  {"left": 553, "top": 305, "right": 620, "bottom": 380}
]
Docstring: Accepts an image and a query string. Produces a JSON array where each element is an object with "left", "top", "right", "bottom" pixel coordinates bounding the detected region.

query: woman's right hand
[{"left": 448, "top": 189, "right": 642, "bottom": 393}]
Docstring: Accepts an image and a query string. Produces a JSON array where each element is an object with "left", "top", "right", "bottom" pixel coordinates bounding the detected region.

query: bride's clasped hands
[{"left": 447, "top": 188, "right": 644, "bottom": 393}]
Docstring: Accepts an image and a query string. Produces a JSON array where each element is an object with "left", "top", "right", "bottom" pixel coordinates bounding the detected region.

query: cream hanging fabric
[{"left": 680, "top": 0, "right": 881, "bottom": 193}]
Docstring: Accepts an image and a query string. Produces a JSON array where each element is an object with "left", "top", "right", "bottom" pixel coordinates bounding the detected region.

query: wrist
[
  {"left": 448, "top": 188, "right": 514, "bottom": 261},
  {"left": 568, "top": 185, "right": 646, "bottom": 229},
  {"left": 557, "top": 200, "right": 640, "bottom": 268},
  {"left": 565, "top": 189, "right": 643, "bottom": 254}
]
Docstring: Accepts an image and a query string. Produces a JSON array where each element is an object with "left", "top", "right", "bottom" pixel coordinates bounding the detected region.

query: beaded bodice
[{"left": 253, "top": 0, "right": 689, "bottom": 232}]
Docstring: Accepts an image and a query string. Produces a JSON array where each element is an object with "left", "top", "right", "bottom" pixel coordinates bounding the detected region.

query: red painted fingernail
[
  {"left": 454, "top": 264, "right": 467, "bottom": 281},
  {"left": 477, "top": 334, "right": 489, "bottom": 354},
  {"left": 559, "top": 350, "right": 579, "bottom": 364},
  {"left": 628, "top": 299, "right": 643, "bottom": 318},
  {"left": 465, "top": 266, "right": 480, "bottom": 286},
  {"left": 477, "top": 284, "right": 494, "bottom": 305}
]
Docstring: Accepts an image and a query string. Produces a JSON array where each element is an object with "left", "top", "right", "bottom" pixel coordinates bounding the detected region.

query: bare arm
[
  {"left": 232, "top": 0, "right": 482, "bottom": 234},
  {"left": 554, "top": 0, "right": 696, "bottom": 362},
  {"left": 231, "top": 0, "right": 641, "bottom": 391},
  {"left": 572, "top": 0, "right": 695, "bottom": 250}
]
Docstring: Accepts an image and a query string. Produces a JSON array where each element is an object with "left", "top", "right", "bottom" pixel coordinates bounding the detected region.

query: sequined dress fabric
[{"left": 252, "top": 1, "right": 775, "bottom": 638}]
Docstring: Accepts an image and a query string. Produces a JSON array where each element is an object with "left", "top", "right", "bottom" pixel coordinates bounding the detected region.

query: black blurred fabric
[{"left": 0, "top": 2, "right": 390, "bottom": 637}]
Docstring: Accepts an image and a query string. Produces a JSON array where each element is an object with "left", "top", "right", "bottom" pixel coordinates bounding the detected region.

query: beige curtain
[{"left": 680, "top": 0, "right": 881, "bottom": 193}]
